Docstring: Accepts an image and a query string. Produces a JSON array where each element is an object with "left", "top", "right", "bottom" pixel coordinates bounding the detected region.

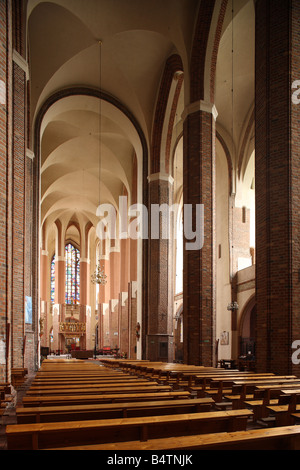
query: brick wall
[
  {"left": 0, "top": 0, "right": 9, "bottom": 383},
  {"left": 0, "top": 0, "right": 29, "bottom": 381},
  {"left": 11, "top": 59, "right": 26, "bottom": 369}
]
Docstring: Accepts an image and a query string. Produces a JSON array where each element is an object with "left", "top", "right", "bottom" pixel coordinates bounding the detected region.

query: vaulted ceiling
[{"left": 27, "top": 0, "right": 255, "bottom": 249}]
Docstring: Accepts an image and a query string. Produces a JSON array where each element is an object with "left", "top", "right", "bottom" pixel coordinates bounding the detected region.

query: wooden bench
[
  {"left": 223, "top": 394, "right": 255, "bottom": 409},
  {"left": 189, "top": 383, "right": 232, "bottom": 400},
  {"left": 33, "top": 371, "right": 147, "bottom": 380},
  {"left": 267, "top": 393, "right": 300, "bottom": 426},
  {"left": 177, "top": 372, "right": 274, "bottom": 391},
  {"left": 21, "top": 391, "right": 192, "bottom": 407},
  {"left": 244, "top": 399, "right": 279, "bottom": 422},
  {"left": 231, "top": 379, "right": 300, "bottom": 398},
  {"left": 27, "top": 380, "right": 161, "bottom": 391},
  {"left": 16, "top": 397, "right": 215, "bottom": 424},
  {"left": 11, "top": 368, "right": 28, "bottom": 388},
  {"left": 178, "top": 371, "right": 275, "bottom": 389},
  {"left": 50, "top": 425, "right": 300, "bottom": 451},
  {"left": 24, "top": 384, "right": 172, "bottom": 396},
  {"left": 34, "top": 370, "right": 132, "bottom": 376},
  {"left": 208, "top": 374, "right": 279, "bottom": 389},
  {"left": 0, "top": 383, "right": 12, "bottom": 394},
  {"left": 225, "top": 382, "right": 300, "bottom": 412},
  {"left": 6, "top": 409, "right": 253, "bottom": 450},
  {"left": 100, "top": 359, "right": 152, "bottom": 369},
  {"left": 31, "top": 375, "right": 142, "bottom": 385},
  {"left": 188, "top": 374, "right": 280, "bottom": 404}
]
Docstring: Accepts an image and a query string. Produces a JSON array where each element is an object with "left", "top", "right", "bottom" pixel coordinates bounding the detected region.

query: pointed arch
[{"left": 151, "top": 54, "right": 184, "bottom": 174}]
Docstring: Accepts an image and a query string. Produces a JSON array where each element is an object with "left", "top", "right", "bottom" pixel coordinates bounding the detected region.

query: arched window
[
  {"left": 65, "top": 243, "right": 80, "bottom": 305},
  {"left": 50, "top": 255, "right": 55, "bottom": 303}
]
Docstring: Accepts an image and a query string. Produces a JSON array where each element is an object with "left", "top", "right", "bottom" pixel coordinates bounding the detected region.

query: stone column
[
  {"left": 80, "top": 259, "right": 91, "bottom": 349},
  {"left": 39, "top": 248, "right": 48, "bottom": 348},
  {"left": 182, "top": 101, "right": 217, "bottom": 366},
  {"left": 53, "top": 220, "right": 65, "bottom": 352},
  {"left": 119, "top": 238, "right": 130, "bottom": 355},
  {"left": 255, "top": 0, "right": 300, "bottom": 375}
]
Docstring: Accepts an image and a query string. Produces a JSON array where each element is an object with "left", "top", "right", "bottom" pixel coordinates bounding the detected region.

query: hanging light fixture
[
  {"left": 227, "top": 1, "right": 236, "bottom": 314},
  {"left": 91, "top": 261, "right": 107, "bottom": 285},
  {"left": 91, "top": 40, "right": 107, "bottom": 286},
  {"left": 227, "top": 301, "right": 239, "bottom": 312}
]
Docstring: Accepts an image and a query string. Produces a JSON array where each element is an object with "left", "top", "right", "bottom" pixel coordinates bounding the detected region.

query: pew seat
[
  {"left": 16, "top": 397, "right": 215, "bottom": 423},
  {"left": 50, "top": 425, "right": 300, "bottom": 451},
  {"left": 6, "top": 409, "right": 253, "bottom": 450},
  {"left": 24, "top": 384, "right": 172, "bottom": 396},
  {"left": 21, "top": 391, "right": 192, "bottom": 407}
]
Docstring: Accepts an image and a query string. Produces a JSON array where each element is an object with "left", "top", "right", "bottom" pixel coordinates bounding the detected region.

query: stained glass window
[
  {"left": 50, "top": 255, "right": 55, "bottom": 303},
  {"left": 65, "top": 243, "right": 80, "bottom": 305}
]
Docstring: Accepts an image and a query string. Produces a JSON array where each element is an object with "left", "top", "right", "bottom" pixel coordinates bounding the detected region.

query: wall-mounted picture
[
  {"left": 25, "top": 296, "right": 32, "bottom": 324},
  {"left": 220, "top": 331, "right": 229, "bottom": 345}
]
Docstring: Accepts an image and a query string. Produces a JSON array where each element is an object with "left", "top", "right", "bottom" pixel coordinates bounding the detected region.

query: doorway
[{"left": 239, "top": 297, "right": 256, "bottom": 358}]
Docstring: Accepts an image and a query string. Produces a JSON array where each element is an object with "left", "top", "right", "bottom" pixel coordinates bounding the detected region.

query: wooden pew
[
  {"left": 152, "top": 365, "right": 207, "bottom": 384},
  {"left": 11, "top": 368, "right": 28, "bottom": 388},
  {"left": 185, "top": 372, "right": 275, "bottom": 394},
  {"left": 230, "top": 379, "right": 300, "bottom": 403},
  {"left": 21, "top": 391, "right": 192, "bottom": 407},
  {"left": 0, "top": 383, "right": 12, "bottom": 394},
  {"left": 178, "top": 371, "right": 273, "bottom": 389},
  {"left": 6, "top": 409, "right": 253, "bottom": 450},
  {"left": 34, "top": 374, "right": 130, "bottom": 381},
  {"left": 186, "top": 373, "right": 279, "bottom": 406},
  {"left": 232, "top": 377, "right": 299, "bottom": 392},
  {"left": 100, "top": 359, "right": 152, "bottom": 369},
  {"left": 32, "top": 372, "right": 139, "bottom": 381},
  {"left": 31, "top": 375, "right": 147, "bottom": 387},
  {"left": 27, "top": 380, "right": 161, "bottom": 391},
  {"left": 267, "top": 393, "right": 300, "bottom": 426},
  {"left": 16, "top": 397, "right": 215, "bottom": 424},
  {"left": 30, "top": 377, "right": 148, "bottom": 386},
  {"left": 208, "top": 374, "right": 279, "bottom": 389},
  {"left": 244, "top": 391, "right": 280, "bottom": 422},
  {"left": 51, "top": 425, "right": 300, "bottom": 451},
  {"left": 224, "top": 379, "right": 300, "bottom": 411},
  {"left": 24, "top": 384, "right": 172, "bottom": 397}
]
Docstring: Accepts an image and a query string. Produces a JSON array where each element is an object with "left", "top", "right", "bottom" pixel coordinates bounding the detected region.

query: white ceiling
[{"left": 27, "top": 0, "right": 255, "bottom": 249}]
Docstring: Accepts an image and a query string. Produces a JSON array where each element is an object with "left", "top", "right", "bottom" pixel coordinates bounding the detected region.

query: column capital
[
  {"left": 13, "top": 50, "right": 29, "bottom": 80},
  {"left": 182, "top": 100, "right": 218, "bottom": 122},
  {"left": 147, "top": 172, "right": 174, "bottom": 185},
  {"left": 26, "top": 149, "right": 35, "bottom": 160},
  {"left": 55, "top": 256, "right": 65, "bottom": 262}
]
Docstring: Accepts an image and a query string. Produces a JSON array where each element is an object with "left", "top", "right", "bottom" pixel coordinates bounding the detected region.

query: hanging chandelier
[
  {"left": 91, "top": 39, "right": 107, "bottom": 286},
  {"left": 91, "top": 262, "right": 107, "bottom": 285},
  {"left": 227, "top": 301, "right": 239, "bottom": 312}
]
